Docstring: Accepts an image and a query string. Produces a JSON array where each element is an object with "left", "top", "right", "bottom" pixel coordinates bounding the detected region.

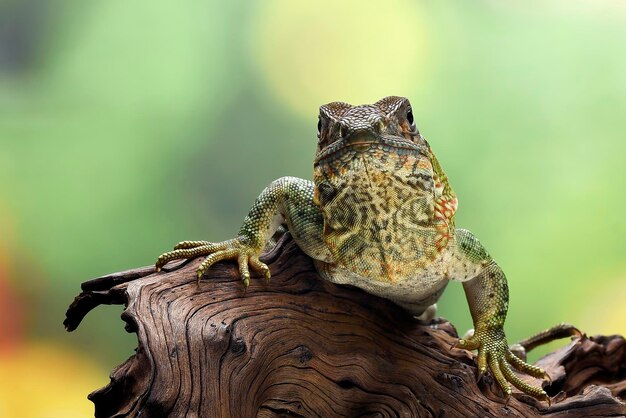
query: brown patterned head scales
[{"left": 315, "top": 96, "right": 423, "bottom": 160}]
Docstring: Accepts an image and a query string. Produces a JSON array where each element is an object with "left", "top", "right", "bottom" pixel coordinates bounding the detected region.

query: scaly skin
[{"left": 156, "top": 96, "right": 565, "bottom": 401}]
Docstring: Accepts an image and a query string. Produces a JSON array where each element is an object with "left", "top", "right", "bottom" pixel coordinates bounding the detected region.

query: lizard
[{"left": 155, "top": 96, "right": 574, "bottom": 402}]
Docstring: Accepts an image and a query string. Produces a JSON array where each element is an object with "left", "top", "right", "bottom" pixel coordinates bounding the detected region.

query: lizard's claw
[
  {"left": 456, "top": 327, "right": 549, "bottom": 402},
  {"left": 155, "top": 237, "right": 271, "bottom": 289}
]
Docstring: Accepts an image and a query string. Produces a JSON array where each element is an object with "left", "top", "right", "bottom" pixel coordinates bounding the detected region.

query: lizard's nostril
[{"left": 338, "top": 121, "right": 355, "bottom": 140}]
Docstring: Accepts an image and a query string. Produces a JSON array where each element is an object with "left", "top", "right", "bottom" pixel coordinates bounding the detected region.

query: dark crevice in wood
[{"left": 65, "top": 235, "right": 626, "bottom": 417}]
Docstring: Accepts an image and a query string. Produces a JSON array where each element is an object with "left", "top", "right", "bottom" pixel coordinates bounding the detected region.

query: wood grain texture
[{"left": 65, "top": 234, "right": 626, "bottom": 417}]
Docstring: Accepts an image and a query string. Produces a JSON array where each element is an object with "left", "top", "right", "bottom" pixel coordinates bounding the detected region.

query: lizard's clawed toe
[
  {"left": 454, "top": 328, "right": 550, "bottom": 402},
  {"left": 158, "top": 237, "right": 269, "bottom": 291}
]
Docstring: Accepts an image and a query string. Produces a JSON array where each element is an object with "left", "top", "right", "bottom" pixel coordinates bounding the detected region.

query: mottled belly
[{"left": 314, "top": 255, "right": 451, "bottom": 315}]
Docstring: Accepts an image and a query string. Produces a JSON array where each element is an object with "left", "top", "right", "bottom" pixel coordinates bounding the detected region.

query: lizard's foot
[
  {"left": 155, "top": 237, "right": 271, "bottom": 288},
  {"left": 455, "top": 327, "right": 549, "bottom": 402}
]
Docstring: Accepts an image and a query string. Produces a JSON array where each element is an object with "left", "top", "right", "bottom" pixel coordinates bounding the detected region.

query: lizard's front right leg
[{"left": 155, "top": 176, "right": 318, "bottom": 288}]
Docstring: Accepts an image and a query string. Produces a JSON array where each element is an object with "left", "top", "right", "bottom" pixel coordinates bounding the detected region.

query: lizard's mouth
[
  {"left": 314, "top": 135, "right": 428, "bottom": 164},
  {"left": 344, "top": 140, "right": 376, "bottom": 151}
]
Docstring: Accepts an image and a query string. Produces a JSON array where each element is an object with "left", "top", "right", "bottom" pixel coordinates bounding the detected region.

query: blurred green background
[{"left": 1, "top": 0, "right": 625, "bottom": 415}]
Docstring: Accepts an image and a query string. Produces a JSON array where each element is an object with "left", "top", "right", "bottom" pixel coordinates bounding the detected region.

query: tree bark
[{"left": 65, "top": 234, "right": 626, "bottom": 417}]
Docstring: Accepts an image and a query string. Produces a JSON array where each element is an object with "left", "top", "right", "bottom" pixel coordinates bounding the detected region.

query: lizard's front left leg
[
  {"left": 155, "top": 176, "right": 318, "bottom": 288},
  {"left": 459, "top": 263, "right": 549, "bottom": 400},
  {"left": 455, "top": 229, "right": 549, "bottom": 401}
]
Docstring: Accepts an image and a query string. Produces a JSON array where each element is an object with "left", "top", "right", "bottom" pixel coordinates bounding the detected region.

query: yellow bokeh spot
[
  {"left": 250, "top": 0, "right": 431, "bottom": 117},
  {"left": 0, "top": 342, "right": 108, "bottom": 418}
]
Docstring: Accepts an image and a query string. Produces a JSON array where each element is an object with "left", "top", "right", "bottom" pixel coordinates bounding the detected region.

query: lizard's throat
[{"left": 313, "top": 151, "right": 440, "bottom": 282}]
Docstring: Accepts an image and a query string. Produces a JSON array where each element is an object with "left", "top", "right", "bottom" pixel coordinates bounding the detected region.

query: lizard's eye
[
  {"left": 407, "top": 108, "right": 418, "bottom": 133},
  {"left": 317, "top": 117, "right": 322, "bottom": 136}
]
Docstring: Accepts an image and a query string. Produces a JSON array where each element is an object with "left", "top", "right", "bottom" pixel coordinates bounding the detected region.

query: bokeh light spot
[
  {"left": 0, "top": 343, "right": 107, "bottom": 417},
  {"left": 250, "top": 0, "right": 430, "bottom": 117}
]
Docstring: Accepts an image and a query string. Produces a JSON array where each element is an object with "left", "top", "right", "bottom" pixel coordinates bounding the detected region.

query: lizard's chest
[{"left": 314, "top": 147, "right": 447, "bottom": 282}]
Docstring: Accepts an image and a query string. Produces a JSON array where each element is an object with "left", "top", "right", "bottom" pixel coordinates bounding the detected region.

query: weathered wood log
[{"left": 65, "top": 234, "right": 626, "bottom": 417}]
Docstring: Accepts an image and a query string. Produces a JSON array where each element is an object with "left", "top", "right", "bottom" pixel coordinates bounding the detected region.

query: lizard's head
[
  {"left": 313, "top": 96, "right": 433, "bottom": 196},
  {"left": 314, "top": 96, "right": 429, "bottom": 162},
  {"left": 313, "top": 96, "right": 443, "bottom": 280}
]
